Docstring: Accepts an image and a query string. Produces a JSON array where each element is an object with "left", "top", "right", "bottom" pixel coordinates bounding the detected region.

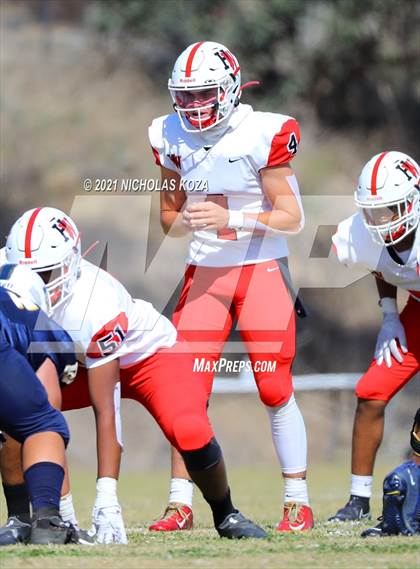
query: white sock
[
  {"left": 266, "top": 394, "right": 307, "bottom": 474},
  {"left": 284, "top": 477, "right": 309, "bottom": 505},
  {"left": 169, "top": 478, "right": 193, "bottom": 508},
  {"left": 350, "top": 475, "right": 373, "bottom": 498},
  {"left": 60, "top": 492, "right": 78, "bottom": 525}
]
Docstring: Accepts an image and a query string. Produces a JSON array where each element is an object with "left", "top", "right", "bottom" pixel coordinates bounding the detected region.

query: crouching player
[
  {"left": 0, "top": 207, "right": 266, "bottom": 542},
  {"left": 0, "top": 264, "right": 77, "bottom": 545},
  {"left": 330, "top": 151, "right": 420, "bottom": 522},
  {"left": 362, "top": 408, "right": 420, "bottom": 537}
]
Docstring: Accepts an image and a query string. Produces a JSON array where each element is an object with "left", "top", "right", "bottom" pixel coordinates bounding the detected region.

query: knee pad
[
  {"left": 382, "top": 461, "right": 420, "bottom": 536},
  {"left": 32, "top": 408, "right": 70, "bottom": 448},
  {"left": 258, "top": 378, "right": 293, "bottom": 407},
  {"left": 172, "top": 413, "right": 213, "bottom": 453},
  {"left": 255, "top": 358, "right": 293, "bottom": 407},
  {"left": 181, "top": 437, "right": 222, "bottom": 471},
  {"left": 410, "top": 408, "right": 420, "bottom": 457},
  {"left": 8, "top": 407, "right": 70, "bottom": 448}
]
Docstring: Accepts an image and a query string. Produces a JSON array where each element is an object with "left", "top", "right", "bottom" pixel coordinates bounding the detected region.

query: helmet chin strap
[{"left": 189, "top": 104, "right": 242, "bottom": 145}]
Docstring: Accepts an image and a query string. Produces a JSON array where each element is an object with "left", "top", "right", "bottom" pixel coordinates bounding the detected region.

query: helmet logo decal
[
  {"left": 396, "top": 159, "right": 419, "bottom": 181},
  {"left": 52, "top": 217, "right": 76, "bottom": 242},
  {"left": 215, "top": 49, "right": 240, "bottom": 76},
  {"left": 24, "top": 207, "right": 43, "bottom": 258}
]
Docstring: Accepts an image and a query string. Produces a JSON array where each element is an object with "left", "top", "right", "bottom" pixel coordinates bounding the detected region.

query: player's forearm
[
  {"left": 95, "top": 414, "right": 121, "bottom": 479},
  {"left": 244, "top": 208, "right": 303, "bottom": 234},
  {"left": 375, "top": 277, "right": 397, "bottom": 301},
  {"left": 227, "top": 206, "right": 303, "bottom": 236},
  {"left": 159, "top": 168, "right": 187, "bottom": 236},
  {"left": 160, "top": 210, "right": 191, "bottom": 237},
  {"left": 230, "top": 170, "right": 304, "bottom": 234}
]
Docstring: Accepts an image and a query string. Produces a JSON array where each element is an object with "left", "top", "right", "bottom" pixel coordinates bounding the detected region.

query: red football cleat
[
  {"left": 148, "top": 503, "right": 193, "bottom": 532},
  {"left": 277, "top": 503, "right": 314, "bottom": 532}
]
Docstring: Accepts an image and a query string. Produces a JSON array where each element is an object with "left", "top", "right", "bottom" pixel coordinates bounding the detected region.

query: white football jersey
[
  {"left": 53, "top": 259, "right": 177, "bottom": 369},
  {"left": 149, "top": 104, "right": 302, "bottom": 267},
  {"left": 333, "top": 213, "right": 420, "bottom": 300}
]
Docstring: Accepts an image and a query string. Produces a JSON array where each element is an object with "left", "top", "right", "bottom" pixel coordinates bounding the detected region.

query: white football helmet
[
  {"left": 5, "top": 207, "right": 81, "bottom": 311},
  {"left": 355, "top": 151, "right": 420, "bottom": 246},
  {"left": 0, "top": 263, "right": 51, "bottom": 314},
  {"left": 168, "top": 41, "right": 241, "bottom": 132}
]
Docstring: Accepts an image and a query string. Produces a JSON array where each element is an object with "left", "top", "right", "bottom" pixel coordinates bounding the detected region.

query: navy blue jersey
[{"left": 0, "top": 287, "right": 76, "bottom": 382}]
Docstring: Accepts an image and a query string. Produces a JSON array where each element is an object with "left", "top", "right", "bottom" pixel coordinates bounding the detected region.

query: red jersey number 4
[
  {"left": 287, "top": 132, "right": 298, "bottom": 155},
  {"left": 87, "top": 312, "right": 128, "bottom": 359}
]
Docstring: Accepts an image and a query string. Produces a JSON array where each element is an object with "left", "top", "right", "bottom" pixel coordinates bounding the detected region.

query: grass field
[{"left": 1, "top": 464, "right": 419, "bottom": 569}]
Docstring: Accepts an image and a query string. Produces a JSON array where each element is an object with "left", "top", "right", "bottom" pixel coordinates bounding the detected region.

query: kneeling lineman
[{"left": 0, "top": 207, "right": 266, "bottom": 542}]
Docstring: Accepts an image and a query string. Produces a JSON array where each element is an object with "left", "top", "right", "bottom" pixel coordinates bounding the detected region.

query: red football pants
[
  {"left": 356, "top": 297, "right": 420, "bottom": 401},
  {"left": 172, "top": 259, "right": 296, "bottom": 407},
  {"left": 61, "top": 345, "right": 213, "bottom": 452}
]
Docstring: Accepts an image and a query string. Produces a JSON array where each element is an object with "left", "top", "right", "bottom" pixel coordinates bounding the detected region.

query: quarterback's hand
[
  {"left": 89, "top": 477, "right": 128, "bottom": 544},
  {"left": 374, "top": 313, "right": 408, "bottom": 368},
  {"left": 90, "top": 504, "right": 128, "bottom": 544},
  {"left": 184, "top": 202, "right": 229, "bottom": 230}
]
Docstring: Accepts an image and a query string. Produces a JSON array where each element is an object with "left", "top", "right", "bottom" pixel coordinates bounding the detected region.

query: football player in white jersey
[
  {"left": 0, "top": 207, "right": 267, "bottom": 542},
  {"left": 148, "top": 41, "right": 313, "bottom": 532},
  {"left": 329, "top": 151, "right": 420, "bottom": 522}
]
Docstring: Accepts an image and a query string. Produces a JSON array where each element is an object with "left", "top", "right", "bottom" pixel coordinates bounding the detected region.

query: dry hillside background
[{"left": 0, "top": 2, "right": 418, "bottom": 470}]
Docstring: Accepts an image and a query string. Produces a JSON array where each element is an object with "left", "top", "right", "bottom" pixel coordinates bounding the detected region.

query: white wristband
[
  {"left": 228, "top": 210, "right": 264, "bottom": 232},
  {"left": 95, "top": 477, "right": 118, "bottom": 509},
  {"left": 379, "top": 297, "right": 398, "bottom": 315},
  {"left": 228, "top": 207, "right": 302, "bottom": 236},
  {"left": 227, "top": 210, "right": 245, "bottom": 230},
  {"left": 96, "top": 477, "right": 118, "bottom": 497}
]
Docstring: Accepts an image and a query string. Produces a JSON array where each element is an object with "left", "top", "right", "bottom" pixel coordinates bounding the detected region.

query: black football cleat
[
  {"left": 67, "top": 523, "right": 95, "bottom": 545},
  {"left": 361, "top": 519, "right": 384, "bottom": 538},
  {"left": 29, "top": 512, "right": 70, "bottom": 545},
  {"left": 216, "top": 511, "right": 267, "bottom": 539},
  {"left": 328, "top": 495, "right": 371, "bottom": 522},
  {"left": 0, "top": 516, "right": 31, "bottom": 546}
]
